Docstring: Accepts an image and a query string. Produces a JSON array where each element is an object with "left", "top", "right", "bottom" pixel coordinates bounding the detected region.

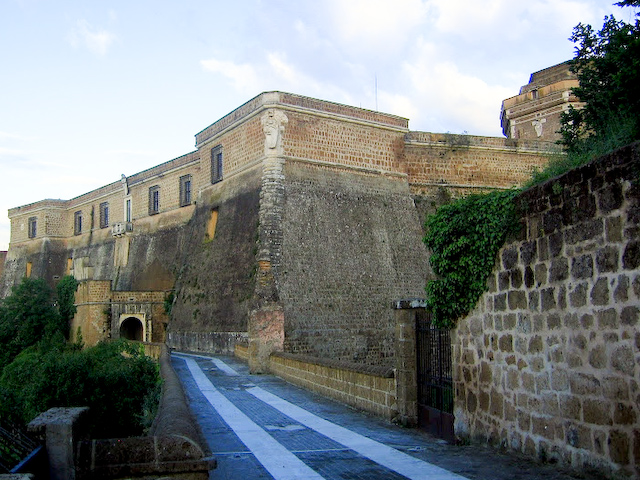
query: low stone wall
[
  {"left": 234, "top": 343, "right": 249, "bottom": 361},
  {"left": 269, "top": 352, "right": 397, "bottom": 418},
  {"left": 149, "top": 345, "right": 209, "bottom": 447},
  {"left": 142, "top": 342, "right": 163, "bottom": 360},
  {"left": 167, "top": 331, "right": 248, "bottom": 355},
  {"left": 454, "top": 143, "right": 640, "bottom": 477}
]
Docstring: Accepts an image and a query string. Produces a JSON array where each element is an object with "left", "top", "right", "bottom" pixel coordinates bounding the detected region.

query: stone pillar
[
  {"left": 27, "top": 407, "right": 89, "bottom": 480},
  {"left": 393, "top": 299, "right": 427, "bottom": 427},
  {"left": 248, "top": 109, "right": 289, "bottom": 374}
]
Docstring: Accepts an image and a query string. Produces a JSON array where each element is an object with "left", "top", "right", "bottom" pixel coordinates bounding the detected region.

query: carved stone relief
[{"left": 261, "top": 109, "right": 288, "bottom": 156}]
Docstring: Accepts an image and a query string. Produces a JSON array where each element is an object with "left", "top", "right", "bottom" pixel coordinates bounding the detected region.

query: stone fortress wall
[
  {"left": 454, "top": 143, "right": 640, "bottom": 476},
  {"left": 0, "top": 87, "right": 557, "bottom": 366}
]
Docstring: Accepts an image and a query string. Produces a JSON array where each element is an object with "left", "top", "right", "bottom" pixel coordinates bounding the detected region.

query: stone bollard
[
  {"left": 27, "top": 407, "right": 89, "bottom": 480},
  {"left": 393, "top": 299, "right": 427, "bottom": 427}
]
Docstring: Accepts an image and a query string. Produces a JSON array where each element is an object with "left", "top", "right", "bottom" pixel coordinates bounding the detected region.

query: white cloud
[
  {"left": 402, "top": 38, "right": 512, "bottom": 134},
  {"left": 67, "top": 19, "right": 116, "bottom": 55},
  {"left": 267, "top": 52, "right": 299, "bottom": 84},
  {"left": 201, "top": 52, "right": 353, "bottom": 105},
  {"left": 325, "top": 0, "right": 429, "bottom": 53},
  {"left": 200, "top": 58, "right": 260, "bottom": 94},
  {"left": 426, "top": 0, "right": 607, "bottom": 43},
  {"left": 0, "top": 131, "right": 35, "bottom": 141},
  {"left": 377, "top": 92, "right": 419, "bottom": 122},
  {"left": 428, "top": 0, "right": 507, "bottom": 35}
]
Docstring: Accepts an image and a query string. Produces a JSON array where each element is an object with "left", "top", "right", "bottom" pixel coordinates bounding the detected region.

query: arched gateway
[{"left": 119, "top": 315, "right": 145, "bottom": 341}]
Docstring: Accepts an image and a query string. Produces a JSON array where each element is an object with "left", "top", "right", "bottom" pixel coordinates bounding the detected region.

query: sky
[{"left": 0, "top": 0, "right": 636, "bottom": 250}]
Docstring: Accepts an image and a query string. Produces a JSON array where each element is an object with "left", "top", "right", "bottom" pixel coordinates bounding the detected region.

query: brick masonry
[{"left": 453, "top": 143, "right": 640, "bottom": 477}]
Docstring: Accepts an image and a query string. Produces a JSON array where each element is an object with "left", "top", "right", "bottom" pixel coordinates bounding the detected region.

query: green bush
[{"left": 0, "top": 339, "right": 160, "bottom": 438}]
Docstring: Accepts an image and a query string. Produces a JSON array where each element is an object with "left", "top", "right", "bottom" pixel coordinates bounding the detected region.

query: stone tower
[{"left": 501, "top": 62, "right": 583, "bottom": 142}]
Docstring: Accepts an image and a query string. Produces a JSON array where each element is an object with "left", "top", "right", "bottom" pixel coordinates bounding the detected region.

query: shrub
[{"left": 0, "top": 339, "right": 160, "bottom": 438}]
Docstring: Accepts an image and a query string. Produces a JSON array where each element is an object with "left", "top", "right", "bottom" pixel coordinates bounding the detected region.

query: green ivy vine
[{"left": 423, "top": 189, "right": 521, "bottom": 328}]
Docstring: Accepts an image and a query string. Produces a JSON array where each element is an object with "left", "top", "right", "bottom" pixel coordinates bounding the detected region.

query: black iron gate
[{"left": 416, "top": 313, "right": 455, "bottom": 443}]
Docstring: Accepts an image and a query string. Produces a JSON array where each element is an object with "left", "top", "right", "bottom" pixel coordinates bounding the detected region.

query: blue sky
[{"left": 0, "top": 0, "right": 634, "bottom": 250}]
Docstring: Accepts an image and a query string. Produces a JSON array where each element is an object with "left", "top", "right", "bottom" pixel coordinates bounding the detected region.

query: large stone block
[
  {"left": 508, "top": 291, "right": 527, "bottom": 310},
  {"left": 571, "top": 254, "right": 594, "bottom": 279},
  {"left": 623, "top": 240, "right": 640, "bottom": 270},
  {"left": 583, "top": 399, "right": 612, "bottom": 425},
  {"left": 621, "top": 305, "right": 638, "bottom": 326},
  {"left": 559, "top": 394, "right": 581, "bottom": 421},
  {"left": 549, "top": 258, "right": 569, "bottom": 282},
  {"left": 614, "top": 403, "right": 637, "bottom": 425},
  {"left": 570, "top": 372, "right": 602, "bottom": 396},
  {"left": 611, "top": 345, "right": 635, "bottom": 376},
  {"left": 591, "top": 278, "right": 610, "bottom": 306},
  {"left": 608, "top": 430, "right": 630, "bottom": 465}
]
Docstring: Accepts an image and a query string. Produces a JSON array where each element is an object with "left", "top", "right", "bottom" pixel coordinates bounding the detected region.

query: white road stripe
[
  {"left": 211, "top": 357, "right": 239, "bottom": 376},
  {"left": 172, "top": 352, "right": 239, "bottom": 376},
  {"left": 247, "top": 386, "right": 469, "bottom": 480},
  {"left": 182, "top": 357, "right": 325, "bottom": 480}
]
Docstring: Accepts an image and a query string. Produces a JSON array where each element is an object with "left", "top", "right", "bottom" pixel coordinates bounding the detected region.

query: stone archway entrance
[{"left": 119, "top": 316, "right": 145, "bottom": 341}]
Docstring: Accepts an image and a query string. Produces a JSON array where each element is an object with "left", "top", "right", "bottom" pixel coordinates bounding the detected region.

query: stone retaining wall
[
  {"left": 269, "top": 352, "right": 397, "bottom": 418},
  {"left": 454, "top": 143, "right": 640, "bottom": 477}
]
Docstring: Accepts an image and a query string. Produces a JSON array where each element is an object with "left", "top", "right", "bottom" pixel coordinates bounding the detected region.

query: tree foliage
[
  {"left": 0, "top": 278, "right": 61, "bottom": 372},
  {"left": 423, "top": 190, "right": 521, "bottom": 328},
  {"left": 559, "top": 4, "right": 640, "bottom": 158}
]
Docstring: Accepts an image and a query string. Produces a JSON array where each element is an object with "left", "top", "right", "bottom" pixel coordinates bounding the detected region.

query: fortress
[
  {"left": 0, "top": 63, "right": 575, "bottom": 370},
  {"left": 3, "top": 62, "right": 640, "bottom": 477}
]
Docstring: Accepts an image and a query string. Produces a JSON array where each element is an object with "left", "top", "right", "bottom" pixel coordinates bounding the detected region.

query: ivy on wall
[{"left": 423, "top": 189, "right": 521, "bottom": 328}]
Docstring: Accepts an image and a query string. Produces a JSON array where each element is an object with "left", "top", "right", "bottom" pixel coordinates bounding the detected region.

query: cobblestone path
[{"left": 172, "top": 352, "right": 606, "bottom": 480}]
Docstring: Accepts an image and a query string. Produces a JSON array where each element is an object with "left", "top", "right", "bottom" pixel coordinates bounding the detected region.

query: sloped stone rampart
[
  {"left": 279, "top": 160, "right": 429, "bottom": 366},
  {"left": 454, "top": 143, "right": 640, "bottom": 477}
]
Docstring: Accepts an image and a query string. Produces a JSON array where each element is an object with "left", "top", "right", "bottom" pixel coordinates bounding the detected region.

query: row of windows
[
  {"left": 73, "top": 202, "right": 109, "bottom": 235},
  {"left": 28, "top": 146, "right": 224, "bottom": 238},
  {"left": 148, "top": 144, "right": 222, "bottom": 216},
  {"left": 147, "top": 173, "right": 193, "bottom": 216}
]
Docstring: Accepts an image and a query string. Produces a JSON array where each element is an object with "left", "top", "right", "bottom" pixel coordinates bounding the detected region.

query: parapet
[{"left": 195, "top": 91, "right": 409, "bottom": 147}]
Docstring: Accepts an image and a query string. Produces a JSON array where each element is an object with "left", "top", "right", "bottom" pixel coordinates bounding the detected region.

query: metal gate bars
[{"left": 416, "top": 312, "right": 455, "bottom": 443}]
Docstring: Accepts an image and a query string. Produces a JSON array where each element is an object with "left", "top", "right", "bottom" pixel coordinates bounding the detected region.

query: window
[
  {"left": 211, "top": 145, "right": 223, "bottom": 184},
  {"left": 28, "top": 217, "right": 37, "bottom": 238},
  {"left": 206, "top": 208, "right": 219, "bottom": 240},
  {"left": 74, "top": 211, "right": 83, "bottom": 235},
  {"left": 125, "top": 198, "right": 132, "bottom": 222},
  {"left": 180, "top": 174, "right": 192, "bottom": 207},
  {"left": 99, "top": 202, "right": 109, "bottom": 228},
  {"left": 149, "top": 186, "right": 160, "bottom": 215}
]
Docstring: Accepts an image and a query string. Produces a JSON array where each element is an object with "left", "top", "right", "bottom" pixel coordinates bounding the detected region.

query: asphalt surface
[{"left": 171, "top": 352, "right": 607, "bottom": 480}]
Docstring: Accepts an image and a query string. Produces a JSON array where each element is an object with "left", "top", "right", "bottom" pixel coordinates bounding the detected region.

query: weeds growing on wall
[{"left": 423, "top": 189, "right": 521, "bottom": 328}]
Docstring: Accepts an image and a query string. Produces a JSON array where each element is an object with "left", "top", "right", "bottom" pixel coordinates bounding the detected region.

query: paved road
[{"left": 172, "top": 352, "right": 606, "bottom": 480}]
